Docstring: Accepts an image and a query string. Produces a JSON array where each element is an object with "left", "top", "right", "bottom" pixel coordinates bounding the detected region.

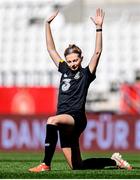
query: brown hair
[{"left": 64, "top": 44, "right": 82, "bottom": 58}]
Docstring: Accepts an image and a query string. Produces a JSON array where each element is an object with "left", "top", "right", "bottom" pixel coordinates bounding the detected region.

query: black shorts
[{"left": 57, "top": 111, "right": 87, "bottom": 148}]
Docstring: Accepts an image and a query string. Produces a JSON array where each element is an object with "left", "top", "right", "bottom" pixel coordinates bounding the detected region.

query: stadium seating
[{"left": 0, "top": 0, "right": 140, "bottom": 112}]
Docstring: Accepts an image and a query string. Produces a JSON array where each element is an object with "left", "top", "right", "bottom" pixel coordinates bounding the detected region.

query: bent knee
[{"left": 47, "top": 116, "right": 58, "bottom": 125}]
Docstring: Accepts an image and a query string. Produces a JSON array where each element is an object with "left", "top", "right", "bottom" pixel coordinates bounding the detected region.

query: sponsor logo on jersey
[
  {"left": 63, "top": 73, "right": 68, "bottom": 78},
  {"left": 74, "top": 71, "right": 80, "bottom": 79}
]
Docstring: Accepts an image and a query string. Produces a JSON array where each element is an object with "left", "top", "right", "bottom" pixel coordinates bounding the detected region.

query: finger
[
  {"left": 98, "top": 8, "right": 101, "bottom": 16},
  {"left": 102, "top": 11, "right": 105, "bottom": 20},
  {"left": 55, "top": 10, "right": 59, "bottom": 17},
  {"left": 101, "top": 9, "right": 104, "bottom": 18},
  {"left": 96, "top": 8, "right": 99, "bottom": 16},
  {"left": 101, "top": 9, "right": 103, "bottom": 16},
  {"left": 50, "top": 10, "right": 59, "bottom": 21}
]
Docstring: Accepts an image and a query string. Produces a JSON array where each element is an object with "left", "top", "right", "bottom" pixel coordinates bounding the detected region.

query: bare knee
[
  {"left": 47, "top": 116, "right": 58, "bottom": 125},
  {"left": 62, "top": 147, "right": 82, "bottom": 170}
]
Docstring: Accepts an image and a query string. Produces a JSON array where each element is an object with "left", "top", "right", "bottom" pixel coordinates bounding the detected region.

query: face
[{"left": 66, "top": 53, "right": 82, "bottom": 71}]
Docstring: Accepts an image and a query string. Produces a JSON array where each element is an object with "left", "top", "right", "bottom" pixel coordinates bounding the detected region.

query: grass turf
[{"left": 0, "top": 151, "right": 140, "bottom": 179}]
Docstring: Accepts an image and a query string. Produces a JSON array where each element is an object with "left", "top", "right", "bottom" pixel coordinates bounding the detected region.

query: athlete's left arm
[{"left": 88, "top": 8, "right": 105, "bottom": 74}]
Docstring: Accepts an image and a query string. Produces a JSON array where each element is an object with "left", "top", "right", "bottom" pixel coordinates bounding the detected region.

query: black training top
[{"left": 57, "top": 61, "right": 96, "bottom": 114}]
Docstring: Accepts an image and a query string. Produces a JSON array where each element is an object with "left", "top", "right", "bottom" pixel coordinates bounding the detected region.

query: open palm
[
  {"left": 47, "top": 10, "right": 59, "bottom": 23},
  {"left": 90, "top": 8, "right": 105, "bottom": 27}
]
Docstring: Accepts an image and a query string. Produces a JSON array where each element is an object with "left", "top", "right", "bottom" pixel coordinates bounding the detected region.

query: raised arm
[
  {"left": 89, "top": 8, "right": 105, "bottom": 74},
  {"left": 45, "top": 11, "right": 63, "bottom": 67}
]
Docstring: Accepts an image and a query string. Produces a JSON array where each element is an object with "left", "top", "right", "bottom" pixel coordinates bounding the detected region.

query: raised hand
[
  {"left": 90, "top": 8, "right": 105, "bottom": 27},
  {"left": 46, "top": 10, "right": 59, "bottom": 24}
]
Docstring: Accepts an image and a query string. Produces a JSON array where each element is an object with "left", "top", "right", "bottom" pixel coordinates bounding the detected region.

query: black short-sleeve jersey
[{"left": 57, "top": 61, "right": 96, "bottom": 114}]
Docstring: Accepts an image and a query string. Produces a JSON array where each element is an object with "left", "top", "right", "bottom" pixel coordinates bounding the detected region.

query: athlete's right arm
[{"left": 45, "top": 11, "right": 63, "bottom": 67}]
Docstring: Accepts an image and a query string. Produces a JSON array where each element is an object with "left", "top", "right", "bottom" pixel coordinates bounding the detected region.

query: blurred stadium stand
[{"left": 0, "top": 0, "right": 140, "bottom": 113}]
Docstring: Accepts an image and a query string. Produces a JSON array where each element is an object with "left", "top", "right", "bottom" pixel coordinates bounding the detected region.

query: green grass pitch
[{"left": 0, "top": 151, "right": 140, "bottom": 179}]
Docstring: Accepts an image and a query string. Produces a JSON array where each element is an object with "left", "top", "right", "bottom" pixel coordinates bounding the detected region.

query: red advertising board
[
  {"left": 120, "top": 82, "right": 140, "bottom": 114},
  {"left": 0, "top": 87, "right": 57, "bottom": 115},
  {"left": 0, "top": 113, "right": 140, "bottom": 152}
]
